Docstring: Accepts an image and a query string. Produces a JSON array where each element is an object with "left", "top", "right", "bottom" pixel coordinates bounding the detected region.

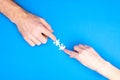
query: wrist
[
  {"left": 0, "top": 0, "right": 28, "bottom": 24},
  {"left": 96, "top": 61, "right": 120, "bottom": 80},
  {"left": 12, "top": 9, "right": 28, "bottom": 24}
]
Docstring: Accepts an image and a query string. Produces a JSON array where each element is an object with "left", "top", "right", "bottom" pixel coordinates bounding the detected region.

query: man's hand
[
  {"left": 15, "top": 13, "right": 56, "bottom": 46},
  {"left": 0, "top": 0, "right": 56, "bottom": 46}
]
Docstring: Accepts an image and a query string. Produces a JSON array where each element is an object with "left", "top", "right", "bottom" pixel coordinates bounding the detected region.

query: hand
[
  {"left": 64, "top": 44, "right": 106, "bottom": 71},
  {"left": 64, "top": 45, "right": 120, "bottom": 80},
  {"left": 0, "top": 0, "right": 56, "bottom": 46},
  {"left": 15, "top": 13, "right": 56, "bottom": 46}
]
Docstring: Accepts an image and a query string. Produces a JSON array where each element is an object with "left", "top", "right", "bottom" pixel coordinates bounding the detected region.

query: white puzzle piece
[{"left": 53, "top": 39, "right": 66, "bottom": 50}]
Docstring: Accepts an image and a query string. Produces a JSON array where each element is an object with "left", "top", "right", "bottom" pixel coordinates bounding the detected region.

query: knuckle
[
  {"left": 79, "top": 44, "right": 83, "bottom": 47},
  {"left": 40, "top": 18, "right": 44, "bottom": 21},
  {"left": 24, "top": 31, "right": 31, "bottom": 35},
  {"left": 37, "top": 24, "right": 43, "bottom": 29},
  {"left": 47, "top": 31, "right": 51, "bottom": 35},
  {"left": 90, "top": 47, "right": 94, "bottom": 51},
  {"left": 32, "top": 28, "right": 37, "bottom": 34},
  {"left": 32, "top": 31, "right": 40, "bottom": 36},
  {"left": 82, "top": 50, "right": 86, "bottom": 53},
  {"left": 74, "top": 46, "right": 78, "bottom": 49},
  {"left": 23, "top": 34, "right": 28, "bottom": 40},
  {"left": 87, "top": 47, "right": 93, "bottom": 50},
  {"left": 78, "top": 44, "right": 82, "bottom": 46}
]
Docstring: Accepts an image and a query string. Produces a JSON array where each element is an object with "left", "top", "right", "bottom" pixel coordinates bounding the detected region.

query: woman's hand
[
  {"left": 64, "top": 45, "right": 120, "bottom": 80},
  {"left": 15, "top": 13, "right": 56, "bottom": 46},
  {"left": 64, "top": 44, "right": 106, "bottom": 71}
]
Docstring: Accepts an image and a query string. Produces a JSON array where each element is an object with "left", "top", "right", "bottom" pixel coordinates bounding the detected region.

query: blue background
[{"left": 0, "top": 0, "right": 120, "bottom": 80}]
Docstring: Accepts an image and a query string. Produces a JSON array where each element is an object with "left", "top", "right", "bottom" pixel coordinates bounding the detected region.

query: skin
[
  {"left": 64, "top": 44, "right": 120, "bottom": 80},
  {"left": 0, "top": 0, "right": 120, "bottom": 79},
  {"left": 0, "top": 0, "right": 56, "bottom": 46}
]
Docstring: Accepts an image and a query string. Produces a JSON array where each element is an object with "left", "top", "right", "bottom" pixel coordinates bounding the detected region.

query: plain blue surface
[{"left": 0, "top": 0, "right": 120, "bottom": 80}]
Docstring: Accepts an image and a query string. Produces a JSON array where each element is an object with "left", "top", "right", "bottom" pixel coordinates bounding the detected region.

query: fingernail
[
  {"left": 37, "top": 43, "right": 41, "bottom": 46},
  {"left": 31, "top": 44, "right": 35, "bottom": 47}
]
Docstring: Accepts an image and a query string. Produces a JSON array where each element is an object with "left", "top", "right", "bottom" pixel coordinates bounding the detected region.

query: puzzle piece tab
[{"left": 53, "top": 39, "right": 66, "bottom": 50}]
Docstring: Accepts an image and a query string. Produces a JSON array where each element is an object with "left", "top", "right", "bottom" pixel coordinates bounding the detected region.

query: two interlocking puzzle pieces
[{"left": 53, "top": 39, "right": 66, "bottom": 50}]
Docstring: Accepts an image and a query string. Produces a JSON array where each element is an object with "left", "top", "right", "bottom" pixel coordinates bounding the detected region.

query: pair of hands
[
  {"left": 13, "top": 12, "right": 120, "bottom": 80},
  {"left": 15, "top": 12, "right": 106, "bottom": 71},
  {"left": 1, "top": 0, "right": 119, "bottom": 79}
]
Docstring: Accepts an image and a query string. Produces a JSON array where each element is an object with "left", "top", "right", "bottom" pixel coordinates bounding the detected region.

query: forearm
[
  {"left": 95, "top": 61, "right": 120, "bottom": 80},
  {"left": 0, "top": 0, "right": 27, "bottom": 23}
]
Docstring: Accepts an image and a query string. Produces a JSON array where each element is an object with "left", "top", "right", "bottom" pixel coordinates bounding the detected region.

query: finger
[
  {"left": 84, "top": 45, "right": 91, "bottom": 48},
  {"left": 42, "top": 27, "right": 56, "bottom": 41},
  {"left": 39, "top": 34, "right": 48, "bottom": 44},
  {"left": 74, "top": 45, "right": 82, "bottom": 53},
  {"left": 78, "top": 44, "right": 87, "bottom": 50},
  {"left": 24, "top": 36, "right": 35, "bottom": 47},
  {"left": 82, "top": 45, "right": 94, "bottom": 52},
  {"left": 42, "top": 34, "right": 48, "bottom": 40},
  {"left": 84, "top": 45, "right": 99, "bottom": 56},
  {"left": 28, "top": 34, "right": 41, "bottom": 46},
  {"left": 40, "top": 18, "right": 53, "bottom": 32},
  {"left": 64, "top": 49, "right": 78, "bottom": 58},
  {"left": 33, "top": 31, "right": 47, "bottom": 44},
  {"left": 42, "top": 33, "right": 48, "bottom": 38}
]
